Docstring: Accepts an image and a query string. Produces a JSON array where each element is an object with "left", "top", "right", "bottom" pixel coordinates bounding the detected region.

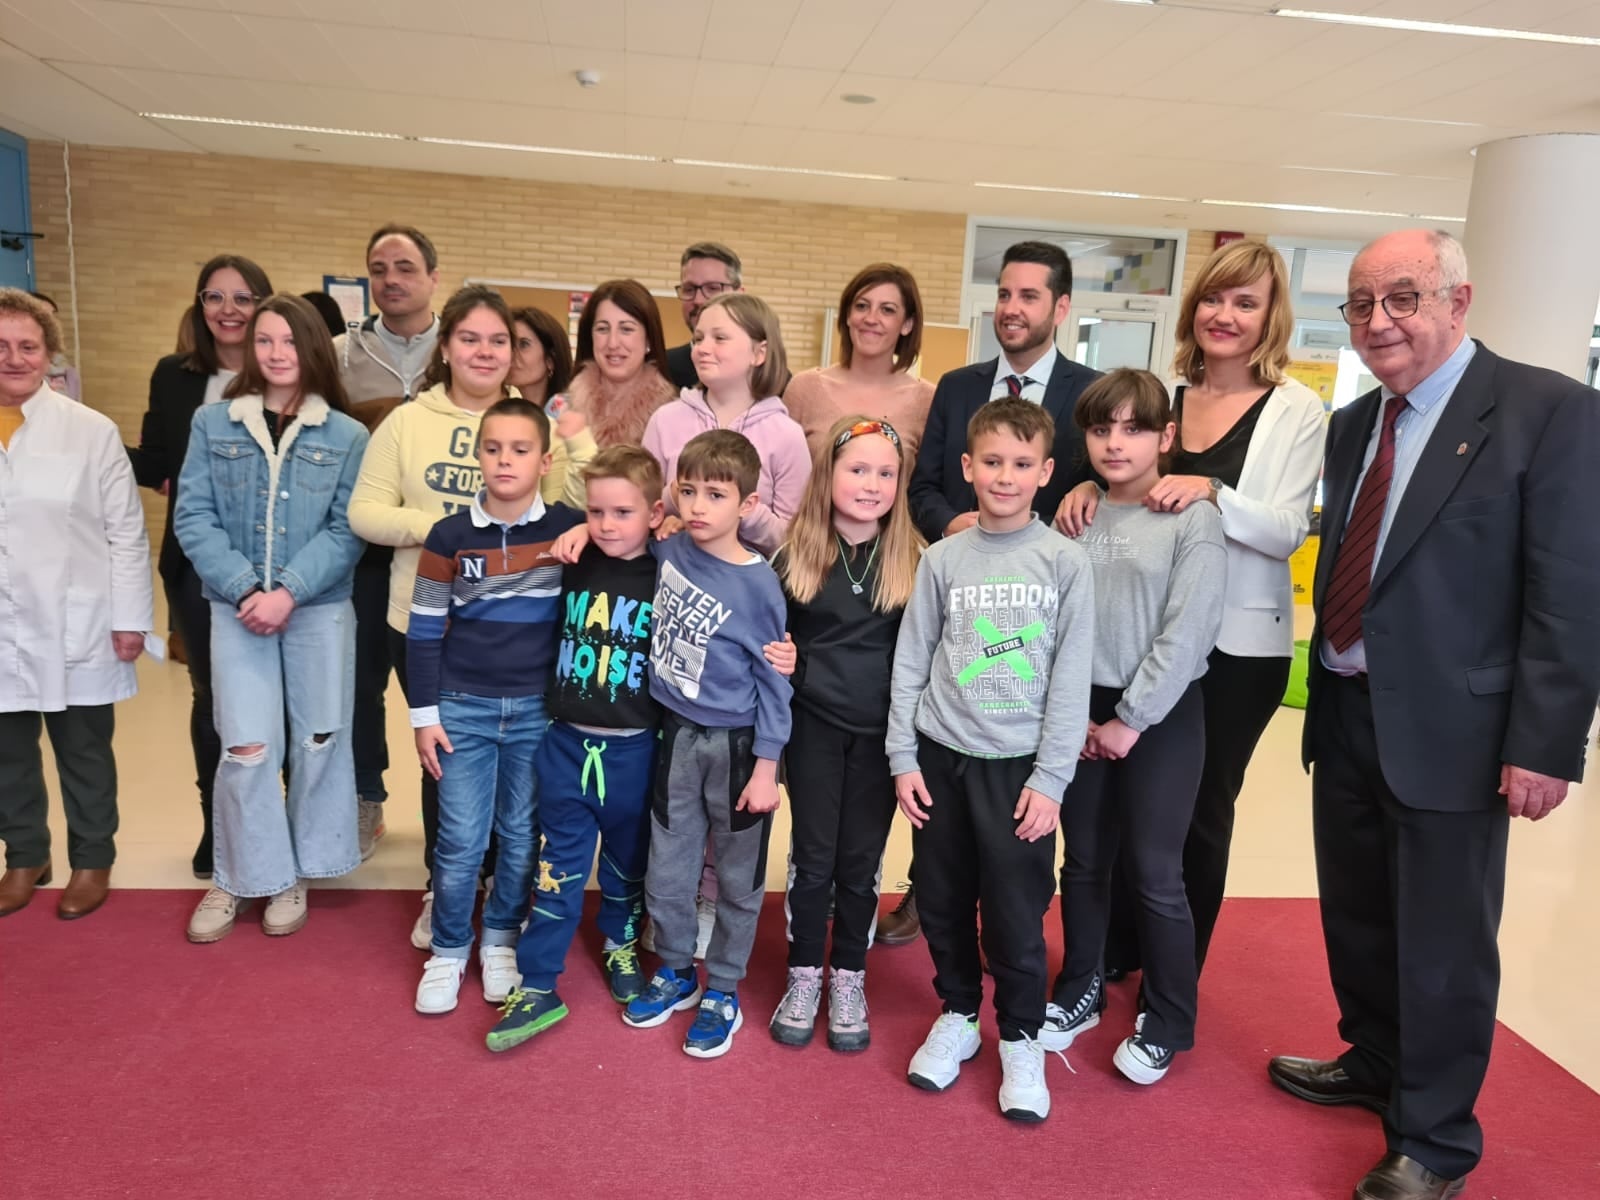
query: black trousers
[
  {"left": 913, "top": 737, "right": 1056, "bottom": 1041},
  {"left": 351, "top": 548, "right": 393, "bottom": 805},
  {"left": 784, "top": 706, "right": 897, "bottom": 972},
  {"left": 386, "top": 626, "right": 440, "bottom": 885},
  {"left": 0, "top": 705, "right": 119, "bottom": 869},
  {"left": 1058, "top": 682, "right": 1204, "bottom": 1050},
  {"left": 1104, "top": 648, "right": 1290, "bottom": 975},
  {"left": 166, "top": 563, "right": 221, "bottom": 817},
  {"left": 1312, "top": 673, "right": 1508, "bottom": 1180}
]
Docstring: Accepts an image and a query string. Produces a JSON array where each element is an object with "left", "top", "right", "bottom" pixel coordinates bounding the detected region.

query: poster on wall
[
  {"left": 324, "top": 275, "right": 370, "bottom": 325},
  {"left": 1287, "top": 347, "right": 1340, "bottom": 412}
]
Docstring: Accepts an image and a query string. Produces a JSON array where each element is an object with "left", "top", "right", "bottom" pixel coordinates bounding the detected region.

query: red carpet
[{"left": 3, "top": 893, "right": 1596, "bottom": 1199}]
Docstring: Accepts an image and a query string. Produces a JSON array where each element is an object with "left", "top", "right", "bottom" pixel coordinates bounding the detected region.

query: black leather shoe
[
  {"left": 1267, "top": 1055, "right": 1389, "bottom": 1115},
  {"left": 1353, "top": 1152, "right": 1465, "bottom": 1200}
]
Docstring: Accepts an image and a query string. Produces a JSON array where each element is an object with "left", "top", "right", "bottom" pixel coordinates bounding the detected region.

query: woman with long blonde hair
[{"left": 768, "top": 414, "right": 925, "bottom": 1053}]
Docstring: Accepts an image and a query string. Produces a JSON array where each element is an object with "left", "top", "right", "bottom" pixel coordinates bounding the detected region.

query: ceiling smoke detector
[{"left": 575, "top": 69, "right": 601, "bottom": 88}]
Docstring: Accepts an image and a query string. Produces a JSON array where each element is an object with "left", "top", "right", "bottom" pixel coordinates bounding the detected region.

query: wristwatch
[{"left": 1207, "top": 477, "right": 1225, "bottom": 504}]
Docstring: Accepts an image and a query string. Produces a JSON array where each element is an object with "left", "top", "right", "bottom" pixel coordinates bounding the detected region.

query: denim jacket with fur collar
[{"left": 174, "top": 393, "right": 369, "bottom": 606}]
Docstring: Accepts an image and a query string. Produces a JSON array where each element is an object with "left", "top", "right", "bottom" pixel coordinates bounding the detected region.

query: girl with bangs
[{"left": 767, "top": 415, "right": 925, "bottom": 1054}]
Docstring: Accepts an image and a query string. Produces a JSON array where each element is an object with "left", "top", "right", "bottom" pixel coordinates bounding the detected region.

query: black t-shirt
[
  {"left": 546, "top": 543, "right": 660, "bottom": 730},
  {"left": 1172, "top": 384, "right": 1272, "bottom": 490},
  {"left": 775, "top": 538, "right": 904, "bottom": 733}
]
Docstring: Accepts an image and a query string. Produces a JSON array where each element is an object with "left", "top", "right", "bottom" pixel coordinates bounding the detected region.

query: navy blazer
[
  {"left": 908, "top": 355, "right": 1102, "bottom": 541},
  {"left": 1302, "top": 340, "right": 1600, "bottom": 808}
]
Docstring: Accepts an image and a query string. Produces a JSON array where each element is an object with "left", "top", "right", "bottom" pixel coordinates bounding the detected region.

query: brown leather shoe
[
  {"left": 876, "top": 885, "right": 921, "bottom": 946},
  {"left": 1353, "top": 1152, "right": 1465, "bottom": 1200},
  {"left": 0, "top": 864, "right": 53, "bottom": 916},
  {"left": 57, "top": 868, "right": 111, "bottom": 920},
  {"left": 1268, "top": 1055, "right": 1389, "bottom": 1115}
]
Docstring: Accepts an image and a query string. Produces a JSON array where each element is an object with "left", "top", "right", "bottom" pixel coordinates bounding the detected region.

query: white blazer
[
  {"left": 1175, "top": 377, "right": 1326, "bottom": 658},
  {"left": 0, "top": 384, "right": 154, "bottom": 711}
]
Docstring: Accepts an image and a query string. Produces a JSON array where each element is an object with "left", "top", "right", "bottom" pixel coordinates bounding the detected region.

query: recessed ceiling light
[
  {"left": 1272, "top": 8, "right": 1600, "bottom": 47},
  {"left": 840, "top": 93, "right": 877, "bottom": 105},
  {"left": 674, "top": 157, "right": 896, "bottom": 181}
]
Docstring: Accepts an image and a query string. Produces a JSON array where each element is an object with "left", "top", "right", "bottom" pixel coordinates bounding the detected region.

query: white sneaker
[
  {"left": 694, "top": 896, "right": 715, "bottom": 961},
  {"left": 262, "top": 881, "right": 308, "bottom": 936},
  {"left": 415, "top": 955, "right": 468, "bottom": 1014},
  {"left": 907, "top": 1012, "right": 981, "bottom": 1091},
  {"left": 997, "top": 1038, "right": 1051, "bottom": 1121},
  {"left": 188, "top": 887, "right": 242, "bottom": 944},
  {"left": 357, "top": 800, "right": 386, "bottom": 861},
  {"left": 480, "top": 945, "right": 521, "bottom": 1003},
  {"left": 410, "top": 891, "right": 433, "bottom": 951},
  {"left": 1113, "top": 1011, "right": 1176, "bottom": 1085}
]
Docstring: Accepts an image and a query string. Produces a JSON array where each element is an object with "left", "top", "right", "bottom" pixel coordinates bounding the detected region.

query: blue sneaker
[
  {"left": 683, "top": 989, "right": 743, "bottom": 1059},
  {"left": 621, "top": 967, "right": 701, "bottom": 1028}
]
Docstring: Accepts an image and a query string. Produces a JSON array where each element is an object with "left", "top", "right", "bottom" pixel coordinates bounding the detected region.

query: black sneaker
[
  {"left": 485, "top": 987, "right": 568, "bottom": 1053},
  {"left": 1039, "top": 974, "right": 1104, "bottom": 1052},
  {"left": 1113, "top": 1012, "right": 1175, "bottom": 1085}
]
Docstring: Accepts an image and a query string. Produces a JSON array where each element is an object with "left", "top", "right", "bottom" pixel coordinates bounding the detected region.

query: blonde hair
[
  {"left": 1171, "top": 240, "right": 1292, "bottom": 386},
  {"left": 778, "top": 414, "right": 924, "bottom": 613},
  {"left": 0, "top": 287, "right": 64, "bottom": 359},
  {"left": 584, "top": 443, "right": 664, "bottom": 505},
  {"left": 697, "top": 292, "right": 788, "bottom": 399}
]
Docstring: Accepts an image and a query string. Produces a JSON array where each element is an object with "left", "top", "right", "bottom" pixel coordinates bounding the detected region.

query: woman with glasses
[
  {"left": 552, "top": 279, "right": 676, "bottom": 507},
  {"left": 128, "top": 254, "right": 273, "bottom": 880},
  {"left": 1055, "top": 239, "right": 1324, "bottom": 984}
]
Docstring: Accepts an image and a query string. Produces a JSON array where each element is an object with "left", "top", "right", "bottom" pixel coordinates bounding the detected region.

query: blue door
[{"left": 0, "top": 129, "right": 36, "bottom": 291}]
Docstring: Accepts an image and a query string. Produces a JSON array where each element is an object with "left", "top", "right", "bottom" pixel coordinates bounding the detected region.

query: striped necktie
[
  {"left": 1004, "top": 374, "right": 1031, "bottom": 398},
  {"left": 1323, "top": 394, "right": 1408, "bottom": 654}
]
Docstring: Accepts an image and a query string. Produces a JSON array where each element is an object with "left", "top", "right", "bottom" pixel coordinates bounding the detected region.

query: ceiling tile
[
  {"left": 699, "top": 0, "right": 803, "bottom": 64},
  {"left": 774, "top": 0, "right": 896, "bottom": 71},
  {"left": 843, "top": 0, "right": 985, "bottom": 78},
  {"left": 623, "top": 0, "right": 709, "bottom": 57},
  {"left": 539, "top": 0, "right": 625, "bottom": 51}
]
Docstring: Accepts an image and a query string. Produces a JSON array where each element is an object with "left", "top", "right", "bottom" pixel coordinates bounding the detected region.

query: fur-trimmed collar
[
  {"left": 565, "top": 363, "right": 676, "bottom": 447},
  {"left": 228, "top": 393, "right": 330, "bottom": 458}
]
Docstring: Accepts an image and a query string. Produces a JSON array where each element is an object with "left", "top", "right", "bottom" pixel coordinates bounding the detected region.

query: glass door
[{"left": 1059, "top": 301, "right": 1169, "bottom": 373}]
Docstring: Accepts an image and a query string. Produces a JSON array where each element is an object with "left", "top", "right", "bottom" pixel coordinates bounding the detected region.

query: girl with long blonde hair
[{"left": 768, "top": 414, "right": 925, "bottom": 1054}]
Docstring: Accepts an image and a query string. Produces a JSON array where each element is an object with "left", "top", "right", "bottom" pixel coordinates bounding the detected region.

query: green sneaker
[
  {"left": 485, "top": 987, "right": 568, "bottom": 1053},
  {"left": 603, "top": 940, "right": 645, "bottom": 1003}
]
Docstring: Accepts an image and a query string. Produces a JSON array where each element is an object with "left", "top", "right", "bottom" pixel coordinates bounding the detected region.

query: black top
[
  {"left": 546, "top": 543, "right": 661, "bottom": 730},
  {"left": 1172, "top": 384, "right": 1272, "bottom": 490},
  {"left": 128, "top": 353, "right": 210, "bottom": 584},
  {"left": 664, "top": 342, "right": 699, "bottom": 390},
  {"left": 774, "top": 538, "right": 904, "bottom": 733}
]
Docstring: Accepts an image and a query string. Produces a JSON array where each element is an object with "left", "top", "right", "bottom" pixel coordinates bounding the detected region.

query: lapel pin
[{"left": 1456, "top": 442, "right": 1468, "bottom": 455}]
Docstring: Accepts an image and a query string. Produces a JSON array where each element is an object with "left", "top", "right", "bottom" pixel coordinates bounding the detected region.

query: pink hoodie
[{"left": 642, "top": 387, "right": 812, "bottom": 556}]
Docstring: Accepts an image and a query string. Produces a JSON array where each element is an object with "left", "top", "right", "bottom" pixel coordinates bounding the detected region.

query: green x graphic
[{"left": 957, "top": 617, "right": 1045, "bottom": 686}]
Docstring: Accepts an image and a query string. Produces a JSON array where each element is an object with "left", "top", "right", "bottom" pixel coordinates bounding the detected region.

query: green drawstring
[{"left": 581, "top": 739, "right": 608, "bottom": 804}]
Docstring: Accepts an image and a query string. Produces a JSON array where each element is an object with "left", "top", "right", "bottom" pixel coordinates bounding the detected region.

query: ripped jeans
[{"left": 209, "top": 598, "right": 359, "bottom": 898}]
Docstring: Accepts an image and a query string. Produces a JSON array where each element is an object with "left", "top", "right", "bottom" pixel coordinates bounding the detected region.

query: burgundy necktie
[
  {"left": 1323, "top": 395, "right": 1407, "bottom": 654},
  {"left": 1004, "top": 374, "right": 1029, "bottom": 397}
]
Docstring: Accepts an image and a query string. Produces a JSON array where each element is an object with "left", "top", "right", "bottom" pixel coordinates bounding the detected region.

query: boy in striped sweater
[{"left": 407, "top": 396, "right": 583, "bottom": 1016}]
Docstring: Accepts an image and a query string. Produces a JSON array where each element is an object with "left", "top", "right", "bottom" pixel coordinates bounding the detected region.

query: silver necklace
[{"left": 836, "top": 533, "right": 879, "bottom": 595}]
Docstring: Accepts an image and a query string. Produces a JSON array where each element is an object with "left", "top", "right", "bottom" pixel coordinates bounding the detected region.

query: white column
[{"left": 1463, "top": 133, "right": 1600, "bottom": 383}]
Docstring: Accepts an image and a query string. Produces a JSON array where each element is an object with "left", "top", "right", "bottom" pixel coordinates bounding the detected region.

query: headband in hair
[{"left": 833, "top": 419, "right": 901, "bottom": 451}]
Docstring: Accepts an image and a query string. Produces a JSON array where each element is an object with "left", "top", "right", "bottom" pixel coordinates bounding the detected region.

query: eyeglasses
[
  {"left": 1338, "top": 288, "right": 1451, "bottom": 326},
  {"left": 198, "top": 289, "right": 260, "bottom": 311},
  {"left": 674, "top": 281, "right": 732, "bottom": 301},
  {"left": 834, "top": 419, "right": 901, "bottom": 450}
]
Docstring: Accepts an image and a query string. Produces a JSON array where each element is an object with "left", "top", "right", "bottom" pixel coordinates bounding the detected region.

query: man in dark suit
[
  {"left": 908, "top": 240, "right": 1100, "bottom": 543},
  {"left": 664, "top": 241, "right": 743, "bottom": 390},
  {"left": 1271, "top": 229, "right": 1600, "bottom": 1200}
]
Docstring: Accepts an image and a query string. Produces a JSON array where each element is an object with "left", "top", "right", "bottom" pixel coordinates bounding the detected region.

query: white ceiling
[{"left": 3, "top": 0, "right": 1599, "bottom": 239}]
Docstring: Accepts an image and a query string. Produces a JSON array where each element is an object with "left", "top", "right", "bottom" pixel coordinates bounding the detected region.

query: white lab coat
[{"left": 0, "top": 383, "right": 154, "bottom": 711}]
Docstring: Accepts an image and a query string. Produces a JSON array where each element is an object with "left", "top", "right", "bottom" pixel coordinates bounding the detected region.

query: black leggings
[
  {"left": 1057, "top": 681, "right": 1205, "bottom": 1050},
  {"left": 167, "top": 563, "right": 221, "bottom": 817}
]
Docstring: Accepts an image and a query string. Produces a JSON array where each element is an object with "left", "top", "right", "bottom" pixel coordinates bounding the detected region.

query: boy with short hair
[
  {"left": 888, "top": 397, "right": 1095, "bottom": 1122},
  {"left": 486, "top": 446, "right": 667, "bottom": 1052},
  {"left": 622, "top": 429, "right": 793, "bottom": 1059},
  {"left": 407, "top": 397, "right": 582, "bottom": 1016}
]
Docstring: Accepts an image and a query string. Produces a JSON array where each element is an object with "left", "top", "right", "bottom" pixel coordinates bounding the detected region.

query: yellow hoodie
[{"left": 348, "top": 383, "right": 490, "bottom": 632}]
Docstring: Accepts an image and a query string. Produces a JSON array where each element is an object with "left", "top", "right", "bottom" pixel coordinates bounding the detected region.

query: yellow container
[{"left": 1290, "top": 534, "right": 1319, "bottom": 605}]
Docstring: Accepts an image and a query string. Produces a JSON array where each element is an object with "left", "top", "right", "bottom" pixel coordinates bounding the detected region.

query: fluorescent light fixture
[
  {"left": 672, "top": 158, "right": 896, "bottom": 181},
  {"left": 1272, "top": 8, "right": 1600, "bottom": 47},
  {"left": 140, "top": 113, "right": 405, "bottom": 139},
  {"left": 974, "top": 181, "right": 1190, "bottom": 202},
  {"left": 1330, "top": 112, "right": 1484, "bottom": 128},
  {"left": 1282, "top": 164, "right": 1460, "bottom": 182},
  {"left": 416, "top": 137, "right": 656, "bottom": 162},
  {"left": 1199, "top": 197, "right": 1464, "bottom": 221}
]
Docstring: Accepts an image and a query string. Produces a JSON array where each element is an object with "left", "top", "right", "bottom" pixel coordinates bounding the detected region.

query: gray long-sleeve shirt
[
  {"left": 1074, "top": 497, "right": 1227, "bottom": 732},
  {"left": 887, "top": 516, "right": 1095, "bottom": 803}
]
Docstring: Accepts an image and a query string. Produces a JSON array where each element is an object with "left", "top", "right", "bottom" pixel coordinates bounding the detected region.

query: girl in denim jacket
[{"left": 174, "top": 294, "right": 369, "bottom": 943}]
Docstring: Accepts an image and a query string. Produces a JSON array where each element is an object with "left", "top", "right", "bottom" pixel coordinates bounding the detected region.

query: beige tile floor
[{"left": 20, "top": 611, "right": 1600, "bottom": 1091}]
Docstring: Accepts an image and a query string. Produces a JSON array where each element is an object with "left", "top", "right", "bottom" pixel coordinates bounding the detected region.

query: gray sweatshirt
[
  {"left": 887, "top": 516, "right": 1095, "bottom": 803},
  {"left": 1074, "top": 497, "right": 1227, "bottom": 732}
]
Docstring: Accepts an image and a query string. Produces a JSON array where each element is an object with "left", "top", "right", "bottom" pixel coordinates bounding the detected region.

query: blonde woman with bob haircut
[
  {"left": 768, "top": 414, "right": 925, "bottom": 1052},
  {"left": 1057, "top": 238, "right": 1325, "bottom": 979},
  {"left": 784, "top": 263, "right": 935, "bottom": 464},
  {"left": 642, "top": 292, "right": 810, "bottom": 556}
]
